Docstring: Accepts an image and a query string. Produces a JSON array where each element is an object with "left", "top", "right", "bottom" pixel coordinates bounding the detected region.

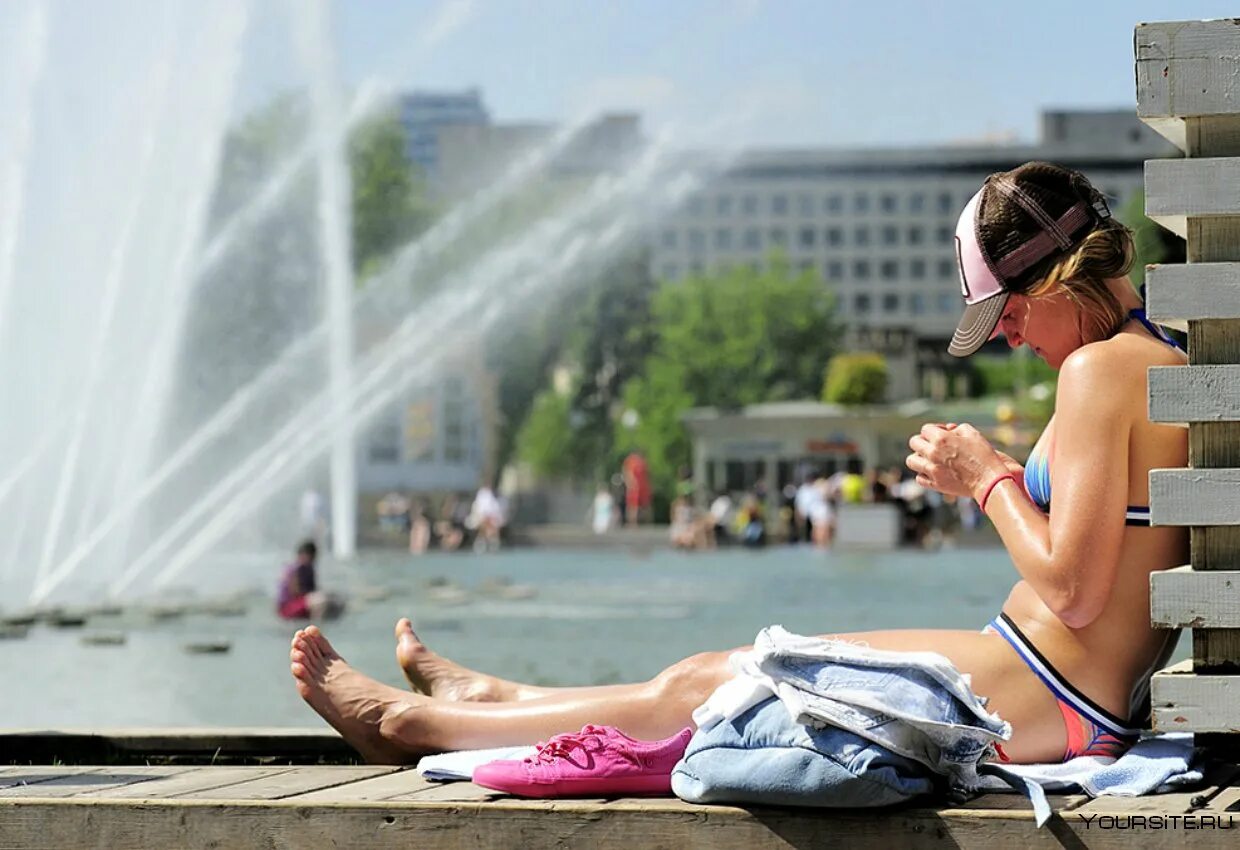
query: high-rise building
[
  {"left": 398, "top": 89, "right": 490, "bottom": 179},
  {"left": 648, "top": 110, "right": 1178, "bottom": 399}
]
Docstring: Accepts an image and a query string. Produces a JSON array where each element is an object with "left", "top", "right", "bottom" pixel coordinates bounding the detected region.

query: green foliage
[
  {"left": 616, "top": 257, "right": 841, "bottom": 499},
  {"left": 1118, "top": 189, "right": 1185, "bottom": 288},
  {"left": 822, "top": 352, "right": 888, "bottom": 405},
  {"left": 349, "top": 110, "right": 437, "bottom": 276},
  {"left": 514, "top": 390, "right": 578, "bottom": 478},
  {"left": 505, "top": 249, "right": 658, "bottom": 479},
  {"left": 970, "top": 352, "right": 1057, "bottom": 397}
]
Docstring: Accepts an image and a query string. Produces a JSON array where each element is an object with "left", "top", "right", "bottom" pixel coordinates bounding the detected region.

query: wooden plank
[
  {"left": 388, "top": 779, "right": 503, "bottom": 803},
  {"left": 1136, "top": 19, "right": 1240, "bottom": 124},
  {"left": 6, "top": 798, "right": 1239, "bottom": 850},
  {"left": 1149, "top": 365, "right": 1240, "bottom": 423},
  {"left": 0, "top": 767, "right": 104, "bottom": 793},
  {"left": 1151, "top": 565, "right": 1240, "bottom": 627},
  {"left": 1150, "top": 468, "right": 1240, "bottom": 525},
  {"left": 1206, "top": 784, "right": 1240, "bottom": 812},
  {"left": 182, "top": 767, "right": 397, "bottom": 801},
  {"left": 0, "top": 767, "right": 178, "bottom": 799},
  {"left": 1193, "top": 629, "right": 1240, "bottom": 670},
  {"left": 1147, "top": 263, "right": 1240, "bottom": 324},
  {"left": 1151, "top": 664, "right": 1240, "bottom": 733},
  {"left": 289, "top": 768, "right": 432, "bottom": 802},
  {"left": 1145, "top": 158, "right": 1240, "bottom": 238},
  {"left": 78, "top": 766, "right": 295, "bottom": 800}
]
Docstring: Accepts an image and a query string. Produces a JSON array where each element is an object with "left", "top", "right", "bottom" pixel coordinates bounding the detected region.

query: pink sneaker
[{"left": 472, "top": 724, "right": 692, "bottom": 798}]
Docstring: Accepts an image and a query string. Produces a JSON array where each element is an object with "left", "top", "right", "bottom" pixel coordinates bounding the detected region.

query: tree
[
  {"left": 822, "top": 353, "right": 889, "bottom": 405},
  {"left": 616, "top": 256, "right": 841, "bottom": 502},
  {"left": 1119, "top": 189, "right": 1185, "bottom": 288},
  {"left": 349, "top": 110, "right": 437, "bottom": 276},
  {"left": 508, "top": 249, "right": 658, "bottom": 479}
]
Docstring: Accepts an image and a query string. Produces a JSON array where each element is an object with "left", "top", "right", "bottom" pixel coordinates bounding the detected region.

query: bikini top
[{"left": 1023, "top": 306, "right": 1182, "bottom": 527}]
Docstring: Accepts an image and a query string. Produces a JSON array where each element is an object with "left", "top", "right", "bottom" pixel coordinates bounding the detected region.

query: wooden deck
[{"left": 2, "top": 730, "right": 1238, "bottom": 849}]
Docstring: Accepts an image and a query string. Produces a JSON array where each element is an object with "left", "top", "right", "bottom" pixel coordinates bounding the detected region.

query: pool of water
[{"left": 0, "top": 546, "right": 1172, "bottom": 729}]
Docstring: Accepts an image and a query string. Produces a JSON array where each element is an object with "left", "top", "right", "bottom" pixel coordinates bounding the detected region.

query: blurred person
[
  {"left": 377, "top": 491, "right": 411, "bottom": 533},
  {"left": 622, "top": 451, "right": 651, "bottom": 526},
  {"left": 734, "top": 494, "right": 766, "bottom": 548},
  {"left": 276, "top": 541, "right": 342, "bottom": 621},
  {"left": 590, "top": 484, "right": 616, "bottom": 535},
  {"left": 792, "top": 471, "right": 819, "bottom": 544},
  {"left": 435, "top": 494, "right": 466, "bottom": 552},
  {"left": 409, "top": 499, "right": 432, "bottom": 555},
  {"left": 468, "top": 484, "right": 507, "bottom": 553},
  {"left": 810, "top": 473, "right": 836, "bottom": 549},
  {"left": 710, "top": 491, "right": 735, "bottom": 545},
  {"left": 959, "top": 495, "right": 981, "bottom": 532}
]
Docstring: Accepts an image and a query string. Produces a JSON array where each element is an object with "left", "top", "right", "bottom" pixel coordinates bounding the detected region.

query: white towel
[
  {"left": 416, "top": 746, "right": 538, "bottom": 781},
  {"left": 980, "top": 733, "right": 1200, "bottom": 797}
]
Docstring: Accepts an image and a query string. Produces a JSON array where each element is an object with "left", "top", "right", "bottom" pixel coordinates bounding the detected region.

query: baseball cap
[{"left": 948, "top": 166, "right": 1110, "bottom": 357}]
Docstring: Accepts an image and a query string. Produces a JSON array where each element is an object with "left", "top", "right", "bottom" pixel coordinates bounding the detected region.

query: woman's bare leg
[
  {"left": 395, "top": 618, "right": 662, "bottom": 702},
  {"left": 297, "top": 624, "right": 1067, "bottom": 765},
  {"left": 394, "top": 618, "right": 563, "bottom": 701}
]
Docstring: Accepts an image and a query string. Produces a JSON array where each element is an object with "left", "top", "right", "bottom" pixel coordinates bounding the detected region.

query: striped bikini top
[{"left": 1023, "top": 305, "right": 1182, "bottom": 528}]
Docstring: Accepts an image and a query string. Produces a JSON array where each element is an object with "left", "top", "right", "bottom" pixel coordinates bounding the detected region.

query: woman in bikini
[{"left": 289, "top": 161, "right": 1188, "bottom": 766}]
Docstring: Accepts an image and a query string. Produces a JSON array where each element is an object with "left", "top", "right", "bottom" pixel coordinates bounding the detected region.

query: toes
[
  {"left": 395, "top": 618, "right": 419, "bottom": 645},
  {"left": 290, "top": 661, "right": 306, "bottom": 679},
  {"left": 291, "top": 649, "right": 308, "bottom": 666},
  {"left": 293, "top": 635, "right": 318, "bottom": 662}
]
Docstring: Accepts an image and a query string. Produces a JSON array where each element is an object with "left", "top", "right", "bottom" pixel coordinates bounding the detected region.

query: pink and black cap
[{"left": 948, "top": 169, "right": 1110, "bottom": 357}]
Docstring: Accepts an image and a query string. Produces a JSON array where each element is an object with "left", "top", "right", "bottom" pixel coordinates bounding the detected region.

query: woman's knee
[{"left": 652, "top": 649, "right": 733, "bottom": 700}]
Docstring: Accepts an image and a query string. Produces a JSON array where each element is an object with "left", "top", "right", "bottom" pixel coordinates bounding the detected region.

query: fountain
[{"left": 0, "top": 0, "right": 730, "bottom": 609}]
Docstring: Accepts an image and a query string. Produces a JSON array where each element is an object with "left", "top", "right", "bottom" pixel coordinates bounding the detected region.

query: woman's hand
[{"left": 906, "top": 423, "right": 1009, "bottom": 500}]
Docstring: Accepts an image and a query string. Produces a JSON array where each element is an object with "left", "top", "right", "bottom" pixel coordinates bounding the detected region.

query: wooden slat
[
  {"left": 1136, "top": 20, "right": 1240, "bottom": 151},
  {"left": 1149, "top": 365, "right": 1240, "bottom": 423},
  {"left": 1149, "top": 468, "right": 1240, "bottom": 526},
  {"left": 288, "top": 768, "right": 431, "bottom": 803},
  {"left": 78, "top": 766, "right": 294, "bottom": 800},
  {"left": 1145, "top": 158, "right": 1240, "bottom": 238},
  {"left": 182, "top": 767, "right": 397, "bottom": 801},
  {"left": 0, "top": 768, "right": 178, "bottom": 799},
  {"left": 1152, "top": 661, "right": 1240, "bottom": 733},
  {"left": 8, "top": 796, "right": 1240, "bottom": 850},
  {"left": 1147, "top": 263, "right": 1240, "bottom": 324},
  {"left": 0, "top": 767, "right": 104, "bottom": 793},
  {"left": 387, "top": 779, "right": 503, "bottom": 803},
  {"left": 1151, "top": 565, "right": 1240, "bottom": 627}
]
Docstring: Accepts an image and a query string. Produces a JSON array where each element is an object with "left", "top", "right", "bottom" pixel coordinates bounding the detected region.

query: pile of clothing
[{"left": 418, "top": 626, "right": 1203, "bottom": 828}]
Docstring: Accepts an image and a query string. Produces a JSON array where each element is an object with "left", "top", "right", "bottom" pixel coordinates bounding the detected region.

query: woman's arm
[
  {"left": 908, "top": 348, "right": 1131, "bottom": 628},
  {"left": 982, "top": 349, "right": 1130, "bottom": 628}
]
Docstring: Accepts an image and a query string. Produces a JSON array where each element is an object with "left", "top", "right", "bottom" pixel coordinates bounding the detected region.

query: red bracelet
[{"left": 978, "top": 473, "right": 1017, "bottom": 513}]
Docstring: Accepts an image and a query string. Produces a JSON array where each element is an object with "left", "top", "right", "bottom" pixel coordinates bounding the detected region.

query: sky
[{"left": 237, "top": 0, "right": 1240, "bottom": 149}]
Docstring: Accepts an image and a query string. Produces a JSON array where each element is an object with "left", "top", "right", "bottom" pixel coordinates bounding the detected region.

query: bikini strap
[{"left": 1130, "top": 285, "right": 1184, "bottom": 351}]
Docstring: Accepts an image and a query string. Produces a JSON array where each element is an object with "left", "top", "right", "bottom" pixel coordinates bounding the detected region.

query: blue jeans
[
  {"left": 675, "top": 627, "right": 1015, "bottom": 809},
  {"left": 672, "top": 696, "right": 936, "bottom": 807}
]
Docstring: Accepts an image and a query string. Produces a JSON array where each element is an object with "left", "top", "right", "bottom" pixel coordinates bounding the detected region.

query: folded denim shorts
[{"left": 671, "top": 696, "right": 936, "bottom": 808}]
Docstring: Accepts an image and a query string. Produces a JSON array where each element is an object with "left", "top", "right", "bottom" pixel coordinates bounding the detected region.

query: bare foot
[
  {"left": 394, "top": 617, "right": 511, "bottom": 702},
  {"left": 289, "top": 625, "right": 426, "bottom": 764}
]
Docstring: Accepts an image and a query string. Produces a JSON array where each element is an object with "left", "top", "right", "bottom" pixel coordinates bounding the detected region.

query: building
[
  {"left": 357, "top": 356, "right": 500, "bottom": 498},
  {"left": 398, "top": 89, "right": 491, "bottom": 179},
  {"left": 649, "top": 110, "right": 1179, "bottom": 400},
  {"left": 682, "top": 398, "right": 1002, "bottom": 519}
]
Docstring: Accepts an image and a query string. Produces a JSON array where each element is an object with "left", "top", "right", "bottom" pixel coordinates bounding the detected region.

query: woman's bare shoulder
[{"left": 1061, "top": 331, "right": 1185, "bottom": 387}]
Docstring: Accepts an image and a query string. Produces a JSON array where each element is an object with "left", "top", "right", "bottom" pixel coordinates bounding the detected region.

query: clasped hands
[{"left": 905, "top": 423, "right": 1018, "bottom": 501}]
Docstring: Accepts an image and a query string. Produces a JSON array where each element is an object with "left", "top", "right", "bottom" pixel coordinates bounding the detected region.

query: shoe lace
[{"left": 526, "top": 724, "right": 622, "bottom": 767}]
